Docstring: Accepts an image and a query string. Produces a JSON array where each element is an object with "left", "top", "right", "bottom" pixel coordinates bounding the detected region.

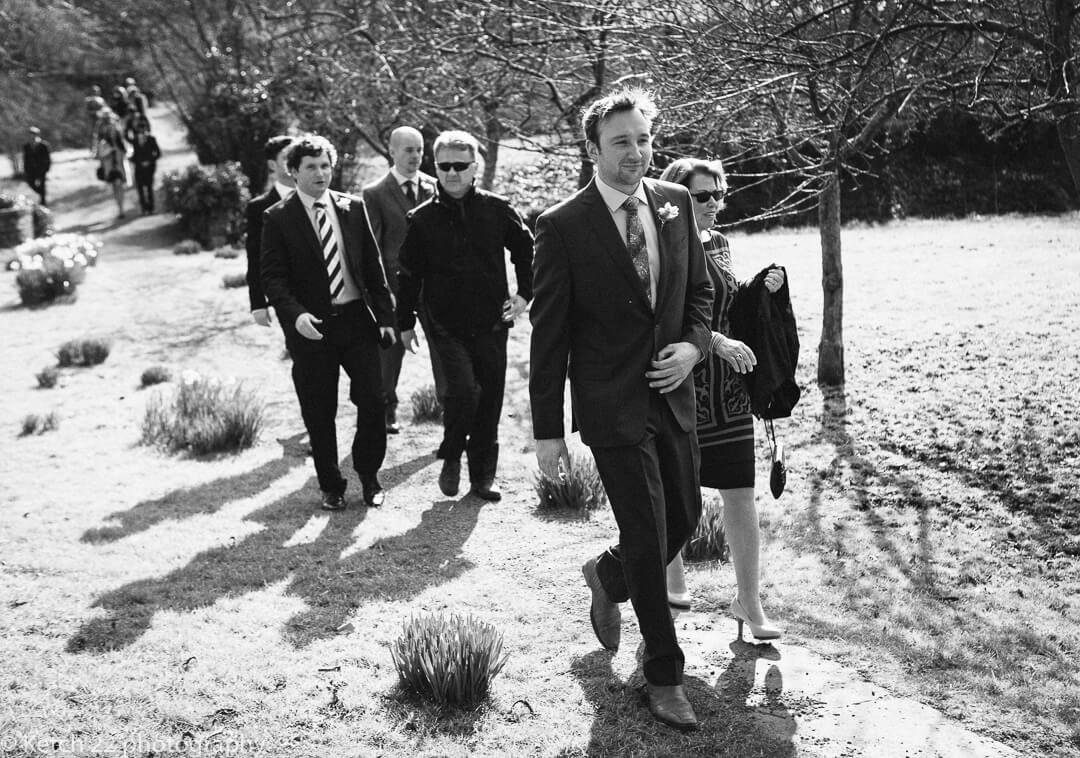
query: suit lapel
[
  {"left": 284, "top": 193, "right": 322, "bottom": 265},
  {"left": 643, "top": 179, "right": 672, "bottom": 315},
  {"left": 582, "top": 180, "right": 649, "bottom": 306},
  {"left": 383, "top": 173, "right": 410, "bottom": 215}
]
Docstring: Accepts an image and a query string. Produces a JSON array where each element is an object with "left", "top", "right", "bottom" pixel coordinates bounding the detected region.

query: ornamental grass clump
[
  {"left": 221, "top": 272, "right": 247, "bottom": 289},
  {"left": 534, "top": 454, "right": 607, "bottom": 512},
  {"left": 173, "top": 239, "right": 201, "bottom": 256},
  {"left": 390, "top": 613, "right": 508, "bottom": 707},
  {"left": 35, "top": 366, "right": 58, "bottom": 389},
  {"left": 56, "top": 337, "right": 111, "bottom": 367},
  {"left": 141, "top": 377, "right": 264, "bottom": 455},
  {"left": 20, "top": 412, "right": 58, "bottom": 436},
  {"left": 8, "top": 234, "right": 101, "bottom": 306},
  {"left": 410, "top": 385, "right": 443, "bottom": 422},
  {"left": 684, "top": 496, "right": 727, "bottom": 562},
  {"left": 140, "top": 365, "right": 171, "bottom": 388}
]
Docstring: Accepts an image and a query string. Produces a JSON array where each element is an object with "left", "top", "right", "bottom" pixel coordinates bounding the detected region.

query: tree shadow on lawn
[
  {"left": 568, "top": 647, "right": 795, "bottom": 757},
  {"left": 69, "top": 450, "right": 480, "bottom": 653}
]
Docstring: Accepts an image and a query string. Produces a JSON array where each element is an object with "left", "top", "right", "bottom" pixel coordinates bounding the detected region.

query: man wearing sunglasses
[{"left": 396, "top": 130, "right": 534, "bottom": 502}]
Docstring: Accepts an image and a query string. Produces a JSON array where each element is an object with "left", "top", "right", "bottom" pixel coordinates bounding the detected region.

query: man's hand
[
  {"left": 536, "top": 438, "right": 570, "bottom": 481},
  {"left": 764, "top": 267, "right": 785, "bottom": 293},
  {"left": 502, "top": 294, "right": 527, "bottom": 322},
  {"left": 251, "top": 308, "right": 272, "bottom": 327},
  {"left": 400, "top": 329, "right": 420, "bottom": 353},
  {"left": 646, "top": 342, "right": 702, "bottom": 393},
  {"left": 295, "top": 313, "right": 323, "bottom": 340},
  {"left": 379, "top": 326, "right": 396, "bottom": 347}
]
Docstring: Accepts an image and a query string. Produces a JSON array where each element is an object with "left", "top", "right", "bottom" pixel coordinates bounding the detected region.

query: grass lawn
[{"left": 1, "top": 125, "right": 1077, "bottom": 756}]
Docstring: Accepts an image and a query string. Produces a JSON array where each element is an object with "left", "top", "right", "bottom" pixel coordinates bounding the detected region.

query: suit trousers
[
  {"left": 290, "top": 301, "right": 387, "bottom": 494},
  {"left": 430, "top": 322, "right": 507, "bottom": 483},
  {"left": 590, "top": 392, "right": 702, "bottom": 686},
  {"left": 134, "top": 166, "right": 155, "bottom": 212},
  {"left": 380, "top": 303, "right": 448, "bottom": 417}
]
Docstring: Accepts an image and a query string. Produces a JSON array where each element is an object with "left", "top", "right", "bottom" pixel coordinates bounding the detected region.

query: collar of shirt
[
  {"left": 595, "top": 173, "right": 648, "bottom": 214},
  {"left": 274, "top": 181, "right": 295, "bottom": 200},
  {"left": 390, "top": 166, "right": 419, "bottom": 188}
]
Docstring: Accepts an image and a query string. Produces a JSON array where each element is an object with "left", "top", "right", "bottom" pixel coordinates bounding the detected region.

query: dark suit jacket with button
[
  {"left": 260, "top": 190, "right": 394, "bottom": 351},
  {"left": 245, "top": 186, "right": 283, "bottom": 311},
  {"left": 361, "top": 171, "right": 436, "bottom": 293},
  {"left": 529, "top": 177, "right": 714, "bottom": 448}
]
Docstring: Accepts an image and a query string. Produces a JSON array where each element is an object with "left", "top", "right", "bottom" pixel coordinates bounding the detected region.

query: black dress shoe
[
  {"left": 361, "top": 476, "right": 384, "bottom": 507},
  {"left": 645, "top": 683, "right": 698, "bottom": 732},
  {"left": 320, "top": 491, "right": 346, "bottom": 511},
  {"left": 469, "top": 481, "right": 501, "bottom": 502},
  {"left": 438, "top": 459, "right": 461, "bottom": 496},
  {"left": 582, "top": 557, "right": 620, "bottom": 650}
]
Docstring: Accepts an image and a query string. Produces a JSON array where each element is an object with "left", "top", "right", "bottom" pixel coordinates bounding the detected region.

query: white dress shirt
[{"left": 296, "top": 190, "right": 362, "bottom": 304}]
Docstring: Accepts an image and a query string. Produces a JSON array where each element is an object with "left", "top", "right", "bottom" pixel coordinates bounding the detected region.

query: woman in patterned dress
[{"left": 659, "top": 158, "right": 785, "bottom": 641}]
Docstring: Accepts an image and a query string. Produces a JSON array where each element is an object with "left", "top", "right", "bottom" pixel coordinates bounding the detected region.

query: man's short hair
[
  {"left": 286, "top": 135, "right": 337, "bottom": 171},
  {"left": 433, "top": 130, "right": 479, "bottom": 160},
  {"left": 581, "top": 87, "right": 658, "bottom": 146},
  {"left": 265, "top": 135, "right": 295, "bottom": 162}
]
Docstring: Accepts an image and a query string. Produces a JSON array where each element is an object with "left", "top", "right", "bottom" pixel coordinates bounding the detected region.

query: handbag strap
[{"left": 764, "top": 417, "right": 778, "bottom": 459}]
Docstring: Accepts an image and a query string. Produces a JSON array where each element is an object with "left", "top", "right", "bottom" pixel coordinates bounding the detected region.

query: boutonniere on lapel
[
  {"left": 656, "top": 202, "right": 679, "bottom": 230},
  {"left": 335, "top": 197, "right": 351, "bottom": 213}
]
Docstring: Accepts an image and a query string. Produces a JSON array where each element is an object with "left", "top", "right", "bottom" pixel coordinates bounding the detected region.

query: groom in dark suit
[
  {"left": 261, "top": 135, "right": 396, "bottom": 511},
  {"left": 246, "top": 135, "right": 296, "bottom": 327},
  {"left": 529, "top": 89, "right": 713, "bottom": 730},
  {"left": 362, "top": 126, "right": 439, "bottom": 433}
]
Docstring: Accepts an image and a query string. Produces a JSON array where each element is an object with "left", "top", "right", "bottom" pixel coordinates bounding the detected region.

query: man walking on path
[
  {"left": 261, "top": 135, "right": 396, "bottom": 511},
  {"left": 22, "top": 127, "right": 51, "bottom": 206},
  {"left": 396, "top": 130, "right": 533, "bottom": 502},
  {"left": 529, "top": 88, "right": 713, "bottom": 731},
  {"left": 246, "top": 135, "right": 296, "bottom": 327},
  {"left": 362, "top": 126, "right": 441, "bottom": 433}
]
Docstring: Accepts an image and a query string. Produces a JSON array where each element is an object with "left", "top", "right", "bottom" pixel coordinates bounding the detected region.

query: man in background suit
[
  {"left": 261, "top": 135, "right": 396, "bottom": 511},
  {"left": 529, "top": 88, "right": 713, "bottom": 730},
  {"left": 22, "top": 127, "right": 51, "bottom": 206},
  {"left": 362, "top": 126, "right": 439, "bottom": 433},
  {"left": 246, "top": 135, "right": 296, "bottom": 326}
]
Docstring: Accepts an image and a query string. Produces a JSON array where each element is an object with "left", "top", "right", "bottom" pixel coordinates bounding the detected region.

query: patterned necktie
[
  {"left": 313, "top": 201, "right": 344, "bottom": 299},
  {"left": 623, "top": 196, "right": 651, "bottom": 304},
  {"left": 403, "top": 180, "right": 417, "bottom": 206}
]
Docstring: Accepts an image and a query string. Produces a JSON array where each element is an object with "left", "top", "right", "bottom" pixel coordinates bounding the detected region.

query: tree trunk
[
  {"left": 818, "top": 169, "right": 845, "bottom": 386},
  {"left": 480, "top": 101, "right": 503, "bottom": 191},
  {"left": 1048, "top": 0, "right": 1080, "bottom": 198}
]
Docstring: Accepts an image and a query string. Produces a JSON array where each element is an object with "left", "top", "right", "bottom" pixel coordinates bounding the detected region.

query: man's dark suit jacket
[
  {"left": 245, "top": 186, "right": 284, "bottom": 312},
  {"left": 529, "top": 177, "right": 713, "bottom": 448},
  {"left": 260, "top": 190, "right": 394, "bottom": 349},
  {"left": 22, "top": 140, "right": 51, "bottom": 179},
  {"left": 361, "top": 171, "right": 436, "bottom": 292}
]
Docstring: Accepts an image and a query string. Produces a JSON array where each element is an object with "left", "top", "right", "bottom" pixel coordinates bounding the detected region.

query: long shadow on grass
[
  {"left": 569, "top": 648, "right": 795, "bottom": 757},
  {"left": 68, "top": 451, "right": 479, "bottom": 653},
  {"left": 80, "top": 432, "right": 310, "bottom": 543}
]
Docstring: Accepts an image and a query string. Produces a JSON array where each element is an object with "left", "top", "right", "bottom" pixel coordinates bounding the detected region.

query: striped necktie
[
  {"left": 623, "top": 196, "right": 651, "bottom": 305},
  {"left": 313, "top": 201, "right": 344, "bottom": 299}
]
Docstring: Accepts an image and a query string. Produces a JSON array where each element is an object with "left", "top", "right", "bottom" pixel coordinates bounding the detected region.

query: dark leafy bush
[
  {"left": 140, "top": 365, "right": 172, "bottom": 388},
  {"left": 495, "top": 158, "right": 579, "bottom": 224},
  {"left": 684, "top": 496, "right": 727, "bottom": 563},
  {"left": 32, "top": 204, "right": 54, "bottom": 237},
  {"left": 56, "top": 337, "right": 111, "bottom": 367},
  {"left": 36, "top": 367, "right": 58, "bottom": 389},
  {"left": 534, "top": 453, "right": 607, "bottom": 512},
  {"left": 410, "top": 385, "right": 443, "bottom": 423},
  {"left": 390, "top": 613, "right": 508, "bottom": 707},
  {"left": 162, "top": 162, "right": 251, "bottom": 249},
  {"left": 20, "top": 412, "right": 58, "bottom": 436},
  {"left": 222, "top": 272, "right": 247, "bottom": 289},
  {"left": 213, "top": 245, "right": 241, "bottom": 259},
  {"left": 141, "top": 377, "right": 264, "bottom": 455}
]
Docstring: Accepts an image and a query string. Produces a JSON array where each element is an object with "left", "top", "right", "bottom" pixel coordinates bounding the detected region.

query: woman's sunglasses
[
  {"left": 436, "top": 161, "right": 474, "bottom": 172},
  {"left": 690, "top": 189, "right": 726, "bottom": 203}
]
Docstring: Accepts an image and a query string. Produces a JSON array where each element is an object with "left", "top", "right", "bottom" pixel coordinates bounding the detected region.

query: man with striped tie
[{"left": 261, "top": 135, "right": 397, "bottom": 511}]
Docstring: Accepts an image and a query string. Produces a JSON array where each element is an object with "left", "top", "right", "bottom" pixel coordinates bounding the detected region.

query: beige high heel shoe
[{"left": 729, "top": 597, "right": 782, "bottom": 641}]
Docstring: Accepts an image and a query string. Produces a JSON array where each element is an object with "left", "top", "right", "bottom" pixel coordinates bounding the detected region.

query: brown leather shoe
[
  {"left": 582, "top": 557, "right": 620, "bottom": 650},
  {"left": 645, "top": 683, "right": 698, "bottom": 732}
]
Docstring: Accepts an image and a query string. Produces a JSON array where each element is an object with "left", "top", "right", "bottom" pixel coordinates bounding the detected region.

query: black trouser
[
  {"left": 381, "top": 303, "right": 447, "bottom": 421},
  {"left": 289, "top": 301, "right": 386, "bottom": 495},
  {"left": 430, "top": 322, "right": 507, "bottom": 484},
  {"left": 135, "top": 166, "right": 155, "bottom": 212},
  {"left": 590, "top": 393, "right": 702, "bottom": 686},
  {"left": 27, "top": 174, "right": 46, "bottom": 205}
]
